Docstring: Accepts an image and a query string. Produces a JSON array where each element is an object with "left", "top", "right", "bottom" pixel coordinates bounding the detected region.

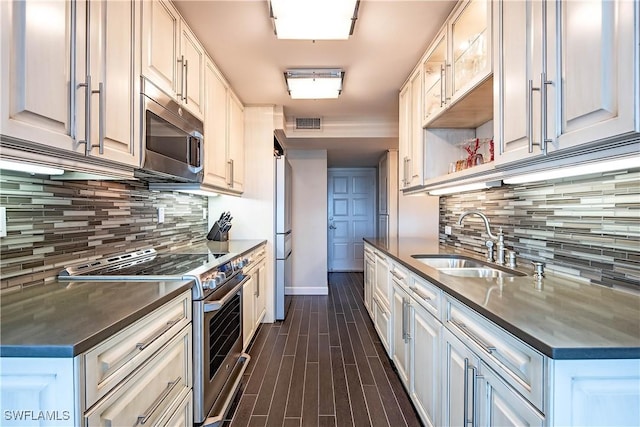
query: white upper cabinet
[
  {"left": 0, "top": 0, "right": 139, "bottom": 168},
  {"left": 421, "top": 0, "right": 494, "bottom": 129},
  {"left": 497, "top": 0, "right": 639, "bottom": 165},
  {"left": 142, "top": 0, "right": 204, "bottom": 119},
  {"left": 399, "top": 68, "right": 424, "bottom": 191},
  {"left": 203, "top": 57, "right": 245, "bottom": 194},
  {"left": 0, "top": 0, "right": 76, "bottom": 151},
  {"left": 86, "top": 0, "right": 140, "bottom": 167}
]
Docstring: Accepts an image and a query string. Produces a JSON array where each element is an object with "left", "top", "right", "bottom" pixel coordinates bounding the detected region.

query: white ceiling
[{"left": 174, "top": 0, "right": 457, "bottom": 166}]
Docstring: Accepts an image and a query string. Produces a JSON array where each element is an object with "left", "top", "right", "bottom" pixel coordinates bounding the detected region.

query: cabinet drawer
[
  {"left": 409, "top": 274, "right": 442, "bottom": 321},
  {"left": 84, "top": 291, "right": 191, "bottom": 409},
  {"left": 85, "top": 325, "right": 192, "bottom": 426},
  {"left": 373, "top": 296, "right": 391, "bottom": 357},
  {"left": 156, "top": 389, "right": 193, "bottom": 427},
  {"left": 445, "top": 297, "right": 545, "bottom": 412}
]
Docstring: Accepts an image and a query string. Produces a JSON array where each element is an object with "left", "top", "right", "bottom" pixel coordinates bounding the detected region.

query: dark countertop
[
  {"left": 0, "top": 279, "right": 193, "bottom": 358},
  {"left": 0, "top": 239, "right": 267, "bottom": 359},
  {"left": 364, "top": 237, "right": 640, "bottom": 360}
]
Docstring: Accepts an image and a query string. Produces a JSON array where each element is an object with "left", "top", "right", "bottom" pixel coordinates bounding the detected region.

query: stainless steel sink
[{"left": 412, "top": 255, "right": 526, "bottom": 278}]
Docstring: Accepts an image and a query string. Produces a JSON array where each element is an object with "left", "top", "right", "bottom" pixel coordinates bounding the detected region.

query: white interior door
[{"left": 327, "top": 168, "right": 376, "bottom": 272}]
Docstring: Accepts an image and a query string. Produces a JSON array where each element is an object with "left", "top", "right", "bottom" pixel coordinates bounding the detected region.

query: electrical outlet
[
  {"left": 444, "top": 225, "right": 452, "bottom": 235},
  {"left": 0, "top": 207, "right": 6, "bottom": 238},
  {"left": 157, "top": 207, "right": 165, "bottom": 224},
  {"left": 202, "top": 208, "right": 207, "bottom": 220}
]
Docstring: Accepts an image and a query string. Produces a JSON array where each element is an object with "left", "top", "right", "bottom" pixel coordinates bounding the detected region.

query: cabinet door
[
  {"left": 364, "top": 251, "right": 375, "bottom": 314},
  {"left": 373, "top": 297, "right": 391, "bottom": 355},
  {"left": 423, "top": 30, "right": 448, "bottom": 125},
  {"left": 442, "top": 329, "right": 480, "bottom": 427},
  {"left": 478, "top": 362, "right": 545, "bottom": 427},
  {"left": 228, "top": 91, "right": 245, "bottom": 192},
  {"left": 391, "top": 285, "right": 410, "bottom": 387},
  {"left": 88, "top": 0, "right": 140, "bottom": 167},
  {"left": 242, "top": 275, "right": 256, "bottom": 350},
  {"left": 411, "top": 303, "right": 441, "bottom": 427},
  {"left": 1, "top": 0, "right": 79, "bottom": 153},
  {"left": 204, "top": 58, "right": 229, "bottom": 188},
  {"left": 180, "top": 23, "right": 204, "bottom": 119},
  {"left": 0, "top": 357, "right": 77, "bottom": 426},
  {"left": 449, "top": 0, "right": 492, "bottom": 102},
  {"left": 398, "top": 84, "right": 412, "bottom": 190},
  {"left": 408, "top": 69, "right": 424, "bottom": 188},
  {"left": 254, "top": 258, "right": 267, "bottom": 325},
  {"left": 142, "top": 0, "right": 180, "bottom": 98},
  {"left": 373, "top": 252, "right": 390, "bottom": 308},
  {"left": 549, "top": 0, "right": 638, "bottom": 151},
  {"left": 496, "top": 0, "right": 545, "bottom": 164}
]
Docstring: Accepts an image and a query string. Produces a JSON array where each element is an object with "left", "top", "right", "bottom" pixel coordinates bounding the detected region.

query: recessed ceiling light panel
[
  {"left": 270, "top": 0, "right": 360, "bottom": 40},
  {"left": 284, "top": 69, "right": 344, "bottom": 99}
]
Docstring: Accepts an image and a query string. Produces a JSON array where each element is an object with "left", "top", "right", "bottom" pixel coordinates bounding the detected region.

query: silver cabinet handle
[
  {"left": 450, "top": 319, "right": 497, "bottom": 355},
  {"left": 184, "top": 59, "right": 189, "bottom": 104},
  {"left": 77, "top": 75, "right": 92, "bottom": 155},
  {"left": 176, "top": 55, "right": 185, "bottom": 100},
  {"left": 463, "top": 357, "right": 470, "bottom": 426},
  {"left": 401, "top": 298, "right": 407, "bottom": 341},
  {"left": 390, "top": 270, "right": 405, "bottom": 282},
  {"left": 409, "top": 286, "right": 432, "bottom": 301},
  {"left": 226, "top": 159, "right": 233, "bottom": 186},
  {"left": 136, "top": 317, "right": 181, "bottom": 351},
  {"left": 92, "top": 82, "right": 104, "bottom": 154},
  {"left": 135, "top": 376, "right": 181, "bottom": 425},
  {"left": 527, "top": 79, "right": 537, "bottom": 154},
  {"left": 466, "top": 362, "right": 479, "bottom": 427},
  {"left": 540, "top": 72, "right": 551, "bottom": 155},
  {"left": 404, "top": 298, "right": 411, "bottom": 343},
  {"left": 439, "top": 64, "right": 445, "bottom": 108}
]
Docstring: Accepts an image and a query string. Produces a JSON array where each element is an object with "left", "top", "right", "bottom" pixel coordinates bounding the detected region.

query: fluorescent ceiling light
[
  {"left": 270, "top": 0, "right": 359, "bottom": 40},
  {"left": 284, "top": 69, "right": 344, "bottom": 99},
  {"left": 503, "top": 156, "right": 640, "bottom": 184},
  {"left": 0, "top": 159, "right": 64, "bottom": 175},
  {"left": 429, "top": 181, "right": 502, "bottom": 196}
]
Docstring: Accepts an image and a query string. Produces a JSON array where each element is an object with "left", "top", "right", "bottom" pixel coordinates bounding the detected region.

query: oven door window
[{"left": 208, "top": 292, "right": 241, "bottom": 380}]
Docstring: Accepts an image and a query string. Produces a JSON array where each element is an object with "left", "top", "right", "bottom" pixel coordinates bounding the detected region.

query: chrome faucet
[{"left": 457, "top": 210, "right": 506, "bottom": 264}]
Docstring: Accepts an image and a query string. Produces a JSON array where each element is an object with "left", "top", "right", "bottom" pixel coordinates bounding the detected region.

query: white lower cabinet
[
  {"left": 156, "top": 390, "right": 193, "bottom": 427},
  {"left": 366, "top": 248, "right": 640, "bottom": 426},
  {"left": 479, "top": 361, "right": 544, "bottom": 427},
  {"left": 242, "top": 244, "right": 267, "bottom": 350},
  {"left": 84, "top": 325, "right": 192, "bottom": 426},
  {"left": 364, "top": 245, "right": 375, "bottom": 315},
  {"left": 392, "top": 282, "right": 441, "bottom": 427}
]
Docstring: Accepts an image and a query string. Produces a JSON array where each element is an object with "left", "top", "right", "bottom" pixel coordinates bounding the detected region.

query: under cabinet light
[
  {"left": 503, "top": 156, "right": 640, "bottom": 184},
  {"left": 0, "top": 159, "right": 64, "bottom": 176},
  {"left": 284, "top": 69, "right": 344, "bottom": 99},
  {"left": 269, "top": 0, "right": 360, "bottom": 40},
  {"left": 429, "top": 180, "right": 502, "bottom": 196}
]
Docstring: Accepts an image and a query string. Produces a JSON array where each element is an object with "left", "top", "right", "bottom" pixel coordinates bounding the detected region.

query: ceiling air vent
[{"left": 295, "top": 117, "right": 321, "bottom": 130}]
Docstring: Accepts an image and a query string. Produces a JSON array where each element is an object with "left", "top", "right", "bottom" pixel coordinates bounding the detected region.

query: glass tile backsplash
[
  {"left": 0, "top": 171, "right": 208, "bottom": 291},
  {"left": 439, "top": 169, "right": 640, "bottom": 291}
]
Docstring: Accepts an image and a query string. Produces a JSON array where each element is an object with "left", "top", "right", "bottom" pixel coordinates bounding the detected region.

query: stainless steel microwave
[{"left": 136, "top": 78, "right": 204, "bottom": 183}]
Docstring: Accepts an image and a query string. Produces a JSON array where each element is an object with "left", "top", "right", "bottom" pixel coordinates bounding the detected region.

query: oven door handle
[{"left": 204, "top": 275, "right": 250, "bottom": 312}]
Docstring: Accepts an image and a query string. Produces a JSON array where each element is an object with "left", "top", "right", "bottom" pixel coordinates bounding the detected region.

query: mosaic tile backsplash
[
  {"left": 439, "top": 169, "right": 640, "bottom": 292},
  {"left": 0, "top": 171, "right": 208, "bottom": 291}
]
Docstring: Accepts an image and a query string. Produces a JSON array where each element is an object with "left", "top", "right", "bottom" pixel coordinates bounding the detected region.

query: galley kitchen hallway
[{"left": 223, "top": 272, "right": 422, "bottom": 427}]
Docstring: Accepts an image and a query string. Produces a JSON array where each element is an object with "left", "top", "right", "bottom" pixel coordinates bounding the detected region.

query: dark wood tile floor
[{"left": 222, "top": 272, "right": 423, "bottom": 427}]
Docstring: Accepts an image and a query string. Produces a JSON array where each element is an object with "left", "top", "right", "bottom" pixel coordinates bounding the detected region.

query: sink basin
[{"left": 411, "top": 255, "right": 526, "bottom": 278}]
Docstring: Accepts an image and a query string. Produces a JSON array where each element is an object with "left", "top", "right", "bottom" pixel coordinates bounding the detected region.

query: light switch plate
[
  {"left": 444, "top": 225, "right": 452, "bottom": 235},
  {"left": 202, "top": 208, "right": 207, "bottom": 220},
  {"left": 0, "top": 207, "right": 6, "bottom": 238},
  {"left": 157, "top": 207, "right": 165, "bottom": 224}
]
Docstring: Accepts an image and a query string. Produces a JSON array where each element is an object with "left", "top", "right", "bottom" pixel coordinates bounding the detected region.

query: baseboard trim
[{"left": 285, "top": 286, "right": 329, "bottom": 295}]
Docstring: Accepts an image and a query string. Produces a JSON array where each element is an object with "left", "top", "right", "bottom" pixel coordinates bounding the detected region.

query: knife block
[{"left": 206, "top": 222, "right": 229, "bottom": 242}]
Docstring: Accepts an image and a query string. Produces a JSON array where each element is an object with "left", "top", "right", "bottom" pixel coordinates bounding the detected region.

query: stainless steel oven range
[{"left": 59, "top": 248, "right": 251, "bottom": 426}]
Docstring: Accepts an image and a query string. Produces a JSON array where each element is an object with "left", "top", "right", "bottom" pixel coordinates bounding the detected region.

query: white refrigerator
[{"left": 275, "top": 155, "right": 292, "bottom": 320}]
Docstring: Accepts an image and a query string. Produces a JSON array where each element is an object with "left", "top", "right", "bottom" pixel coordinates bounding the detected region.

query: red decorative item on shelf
[
  {"left": 489, "top": 138, "right": 494, "bottom": 161},
  {"left": 464, "top": 138, "right": 480, "bottom": 167}
]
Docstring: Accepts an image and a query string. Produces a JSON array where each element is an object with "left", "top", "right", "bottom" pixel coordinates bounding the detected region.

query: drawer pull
[
  {"left": 451, "top": 319, "right": 497, "bottom": 355},
  {"left": 390, "top": 270, "right": 406, "bottom": 281},
  {"left": 136, "top": 318, "right": 182, "bottom": 351},
  {"left": 409, "top": 286, "right": 432, "bottom": 301},
  {"left": 136, "top": 376, "right": 181, "bottom": 425}
]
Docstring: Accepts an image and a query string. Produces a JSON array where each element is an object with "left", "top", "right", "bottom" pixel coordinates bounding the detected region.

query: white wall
[
  {"left": 287, "top": 149, "right": 328, "bottom": 295},
  {"left": 398, "top": 192, "right": 439, "bottom": 238},
  {"left": 208, "top": 106, "right": 277, "bottom": 322}
]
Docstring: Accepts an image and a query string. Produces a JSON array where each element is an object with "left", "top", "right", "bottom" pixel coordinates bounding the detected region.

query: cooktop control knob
[{"left": 202, "top": 279, "right": 217, "bottom": 290}]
